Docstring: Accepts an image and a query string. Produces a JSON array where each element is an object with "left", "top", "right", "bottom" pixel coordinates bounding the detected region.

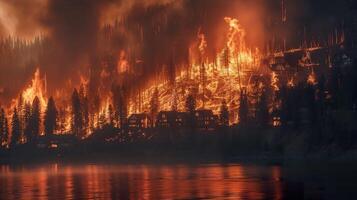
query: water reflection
[{"left": 0, "top": 163, "right": 288, "bottom": 199}]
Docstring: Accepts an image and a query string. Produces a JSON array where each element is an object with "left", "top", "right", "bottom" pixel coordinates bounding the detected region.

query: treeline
[
  {"left": 0, "top": 36, "right": 46, "bottom": 67},
  {"left": 0, "top": 95, "right": 57, "bottom": 148},
  {"left": 1, "top": 49, "right": 357, "bottom": 150}
]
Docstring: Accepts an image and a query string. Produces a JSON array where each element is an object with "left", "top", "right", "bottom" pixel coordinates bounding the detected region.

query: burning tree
[
  {"left": 44, "top": 97, "right": 58, "bottom": 136},
  {"left": 0, "top": 108, "right": 8, "bottom": 147},
  {"left": 30, "top": 97, "right": 41, "bottom": 139},
  {"left": 150, "top": 87, "right": 159, "bottom": 126},
  {"left": 256, "top": 88, "right": 270, "bottom": 127},
  {"left": 11, "top": 108, "right": 21, "bottom": 147},
  {"left": 112, "top": 85, "right": 128, "bottom": 129},
  {"left": 219, "top": 100, "right": 229, "bottom": 126},
  {"left": 239, "top": 89, "right": 249, "bottom": 125},
  {"left": 71, "top": 89, "right": 83, "bottom": 138}
]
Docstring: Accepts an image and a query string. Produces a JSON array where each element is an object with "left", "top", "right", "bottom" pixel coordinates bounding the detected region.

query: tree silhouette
[
  {"left": 23, "top": 103, "right": 31, "bottom": 142},
  {"left": 44, "top": 97, "right": 58, "bottom": 136},
  {"left": 72, "top": 89, "right": 83, "bottom": 138},
  {"left": 185, "top": 93, "right": 196, "bottom": 131},
  {"left": 0, "top": 108, "right": 6, "bottom": 146},
  {"left": 256, "top": 88, "right": 270, "bottom": 127},
  {"left": 30, "top": 96, "right": 41, "bottom": 141},
  {"left": 11, "top": 108, "right": 21, "bottom": 147},
  {"left": 185, "top": 94, "right": 196, "bottom": 113},
  {"left": 221, "top": 46, "right": 230, "bottom": 73},
  {"left": 150, "top": 87, "right": 159, "bottom": 126},
  {"left": 112, "top": 85, "right": 128, "bottom": 129},
  {"left": 239, "top": 89, "right": 249, "bottom": 125},
  {"left": 171, "top": 89, "right": 178, "bottom": 111},
  {"left": 79, "top": 85, "right": 89, "bottom": 134},
  {"left": 17, "top": 93, "right": 24, "bottom": 136},
  {"left": 82, "top": 96, "right": 89, "bottom": 134},
  {"left": 3, "top": 117, "right": 9, "bottom": 147},
  {"left": 220, "top": 100, "right": 229, "bottom": 126},
  {"left": 108, "top": 104, "right": 115, "bottom": 126}
]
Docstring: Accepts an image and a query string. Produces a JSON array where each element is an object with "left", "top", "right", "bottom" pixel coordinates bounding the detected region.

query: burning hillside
[{"left": 0, "top": 0, "right": 355, "bottom": 144}]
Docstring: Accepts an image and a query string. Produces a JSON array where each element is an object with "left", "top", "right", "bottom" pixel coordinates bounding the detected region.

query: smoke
[
  {"left": 0, "top": 0, "right": 352, "bottom": 104},
  {"left": 0, "top": 0, "right": 48, "bottom": 38},
  {"left": 42, "top": 0, "right": 107, "bottom": 77},
  {"left": 41, "top": 0, "right": 186, "bottom": 91}
]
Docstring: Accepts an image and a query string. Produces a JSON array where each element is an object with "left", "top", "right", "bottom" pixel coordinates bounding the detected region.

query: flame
[
  {"left": 21, "top": 68, "right": 47, "bottom": 110},
  {"left": 271, "top": 72, "right": 279, "bottom": 92},
  {"left": 117, "top": 50, "right": 130, "bottom": 74},
  {"left": 287, "top": 77, "right": 294, "bottom": 88},
  {"left": 307, "top": 71, "right": 317, "bottom": 85},
  {"left": 198, "top": 30, "right": 207, "bottom": 57},
  {"left": 128, "top": 17, "right": 263, "bottom": 124}
]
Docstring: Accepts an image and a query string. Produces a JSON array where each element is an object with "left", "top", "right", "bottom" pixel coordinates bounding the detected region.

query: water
[{"left": 0, "top": 163, "right": 356, "bottom": 199}]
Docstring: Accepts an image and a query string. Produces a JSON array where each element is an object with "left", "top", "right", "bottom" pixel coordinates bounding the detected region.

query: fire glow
[{"left": 3, "top": 13, "right": 341, "bottom": 137}]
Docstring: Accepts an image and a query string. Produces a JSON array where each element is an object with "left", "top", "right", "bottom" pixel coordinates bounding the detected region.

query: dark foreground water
[{"left": 0, "top": 163, "right": 356, "bottom": 199}]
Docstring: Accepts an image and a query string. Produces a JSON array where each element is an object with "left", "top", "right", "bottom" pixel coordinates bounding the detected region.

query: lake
[{"left": 0, "top": 162, "right": 356, "bottom": 199}]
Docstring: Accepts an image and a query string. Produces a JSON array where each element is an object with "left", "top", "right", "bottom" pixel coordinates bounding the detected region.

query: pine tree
[
  {"left": 4, "top": 117, "right": 9, "bottom": 147},
  {"left": 57, "top": 108, "right": 67, "bottom": 134},
  {"left": 82, "top": 96, "right": 89, "bottom": 134},
  {"left": 119, "top": 87, "right": 128, "bottom": 129},
  {"left": 11, "top": 108, "right": 21, "bottom": 147},
  {"left": 0, "top": 108, "right": 5, "bottom": 146},
  {"left": 79, "top": 84, "right": 89, "bottom": 133},
  {"left": 171, "top": 89, "right": 178, "bottom": 111},
  {"left": 256, "top": 89, "right": 270, "bottom": 127},
  {"left": 221, "top": 46, "right": 230, "bottom": 70},
  {"left": 185, "top": 94, "right": 196, "bottom": 113},
  {"left": 185, "top": 94, "right": 196, "bottom": 131},
  {"left": 44, "top": 97, "right": 57, "bottom": 136},
  {"left": 30, "top": 96, "right": 41, "bottom": 140},
  {"left": 71, "top": 89, "right": 83, "bottom": 138},
  {"left": 150, "top": 88, "right": 159, "bottom": 125},
  {"left": 112, "top": 86, "right": 127, "bottom": 129},
  {"left": 239, "top": 89, "right": 249, "bottom": 125},
  {"left": 220, "top": 100, "right": 229, "bottom": 126},
  {"left": 17, "top": 93, "right": 24, "bottom": 136},
  {"left": 108, "top": 104, "right": 114, "bottom": 126},
  {"left": 23, "top": 103, "right": 32, "bottom": 142}
]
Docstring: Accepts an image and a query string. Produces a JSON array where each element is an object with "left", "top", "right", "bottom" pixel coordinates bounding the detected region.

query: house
[
  {"left": 128, "top": 113, "right": 152, "bottom": 129},
  {"left": 156, "top": 111, "right": 188, "bottom": 128},
  {"left": 194, "top": 109, "right": 218, "bottom": 131}
]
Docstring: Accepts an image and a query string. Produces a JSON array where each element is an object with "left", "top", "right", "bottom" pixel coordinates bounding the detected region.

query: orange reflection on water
[{"left": 0, "top": 163, "right": 283, "bottom": 200}]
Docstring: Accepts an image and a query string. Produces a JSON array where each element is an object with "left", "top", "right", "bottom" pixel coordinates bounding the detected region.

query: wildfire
[
  {"left": 130, "top": 17, "right": 263, "bottom": 124},
  {"left": 0, "top": 10, "right": 340, "bottom": 137}
]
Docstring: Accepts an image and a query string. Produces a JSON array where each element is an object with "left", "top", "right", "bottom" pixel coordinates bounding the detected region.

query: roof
[
  {"left": 194, "top": 109, "right": 214, "bottom": 115},
  {"left": 128, "top": 113, "right": 150, "bottom": 120}
]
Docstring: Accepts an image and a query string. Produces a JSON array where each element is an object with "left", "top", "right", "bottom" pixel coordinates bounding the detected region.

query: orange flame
[{"left": 21, "top": 68, "right": 47, "bottom": 110}]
